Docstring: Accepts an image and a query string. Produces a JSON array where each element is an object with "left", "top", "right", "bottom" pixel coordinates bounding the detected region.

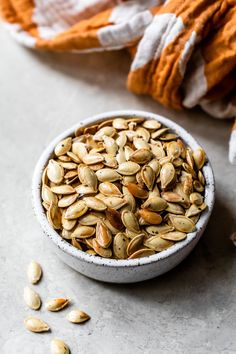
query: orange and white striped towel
[{"left": 1, "top": 0, "right": 236, "bottom": 163}]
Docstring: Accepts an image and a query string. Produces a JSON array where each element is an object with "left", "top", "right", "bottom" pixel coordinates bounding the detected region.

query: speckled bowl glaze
[{"left": 32, "top": 110, "right": 215, "bottom": 283}]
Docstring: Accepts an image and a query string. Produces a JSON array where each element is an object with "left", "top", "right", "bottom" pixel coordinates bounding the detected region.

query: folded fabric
[{"left": 1, "top": 0, "right": 235, "bottom": 163}]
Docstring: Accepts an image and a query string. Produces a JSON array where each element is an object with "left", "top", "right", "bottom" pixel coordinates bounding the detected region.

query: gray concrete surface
[{"left": 0, "top": 27, "right": 236, "bottom": 354}]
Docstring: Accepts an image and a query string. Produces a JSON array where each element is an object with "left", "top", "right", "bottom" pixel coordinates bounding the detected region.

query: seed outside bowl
[{"left": 32, "top": 110, "right": 215, "bottom": 283}]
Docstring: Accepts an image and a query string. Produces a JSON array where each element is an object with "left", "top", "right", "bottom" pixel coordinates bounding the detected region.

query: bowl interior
[{"left": 32, "top": 110, "right": 215, "bottom": 267}]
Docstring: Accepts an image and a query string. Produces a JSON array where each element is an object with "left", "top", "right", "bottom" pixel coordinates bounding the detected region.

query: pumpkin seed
[
  {"left": 193, "top": 148, "right": 206, "bottom": 170},
  {"left": 141, "top": 197, "right": 167, "bottom": 211},
  {"left": 83, "top": 153, "right": 104, "bottom": 165},
  {"left": 146, "top": 224, "right": 174, "bottom": 235},
  {"left": 96, "top": 168, "right": 121, "bottom": 182},
  {"left": 160, "top": 163, "right": 175, "bottom": 189},
  {"left": 23, "top": 286, "right": 41, "bottom": 310},
  {"left": 83, "top": 196, "right": 107, "bottom": 211},
  {"left": 127, "top": 234, "right": 145, "bottom": 256},
  {"left": 24, "top": 317, "right": 50, "bottom": 333},
  {"left": 129, "top": 149, "right": 152, "bottom": 164},
  {"left": 141, "top": 165, "right": 155, "bottom": 190},
  {"left": 27, "top": 261, "right": 42, "bottom": 284},
  {"left": 161, "top": 231, "right": 187, "bottom": 241},
  {"left": 94, "top": 126, "right": 116, "bottom": 141},
  {"left": 92, "top": 239, "right": 112, "bottom": 258},
  {"left": 105, "top": 208, "right": 123, "bottom": 230},
  {"left": 72, "top": 225, "right": 95, "bottom": 239},
  {"left": 46, "top": 298, "right": 69, "bottom": 312},
  {"left": 121, "top": 210, "right": 140, "bottom": 233},
  {"left": 96, "top": 221, "right": 112, "bottom": 248},
  {"left": 117, "top": 161, "right": 140, "bottom": 176},
  {"left": 138, "top": 209, "right": 162, "bottom": 225},
  {"left": 113, "top": 118, "right": 128, "bottom": 130},
  {"left": 55, "top": 137, "right": 72, "bottom": 157},
  {"left": 47, "top": 203, "right": 62, "bottom": 229},
  {"left": 50, "top": 338, "right": 69, "bottom": 354},
  {"left": 47, "top": 159, "right": 64, "bottom": 184},
  {"left": 189, "top": 192, "right": 203, "bottom": 206},
  {"left": 103, "top": 196, "right": 126, "bottom": 209},
  {"left": 128, "top": 248, "right": 155, "bottom": 259},
  {"left": 67, "top": 309, "right": 90, "bottom": 324},
  {"left": 58, "top": 194, "right": 78, "bottom": 208},
  {"left": 42, "top": 185, "right": 58, "bottom": 205},
  {"left": 113, "top": 233, "right": 129, "bottom": 259},
  {"left": 71, "top": 238, "right": 83, "bottom": 250},
  {"left": 78, "top": 212, "right": 104, "bottom": 225},
  {"left": 64, "top": 201, "right": 88, "bottom": 219},
  {"left": 144, "top": 236, "right": 173, "bottom": 251},
  {"left": 51, "top": 185, "right": 75, "bottom": 195},
  {"left": 127, "top": 183, "right": 149, "bottom": 199},
  {"left": 169, "top": 215, "right": 195, "bottom": 232},
  {"left": 99, "top": 182, "right": 122, "bottom": 197},
  {"left": 72, "top": 142, "right": 88, "bottom": 160},
  {"left": 143, "top": 119, "right": 161, "bottom": 130}
]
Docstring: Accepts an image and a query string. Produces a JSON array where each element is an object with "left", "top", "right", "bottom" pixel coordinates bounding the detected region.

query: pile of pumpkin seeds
[
  {"left": 41, "top": 117, "right": 207, "bottom": 259},
  {"left": 24, "top": 261, "right": 90, "bottom": 353}
]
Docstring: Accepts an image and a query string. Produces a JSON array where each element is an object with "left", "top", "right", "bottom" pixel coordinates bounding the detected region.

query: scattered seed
[
  {"left": 27, "top": 261, "right": 42, "bottom": 284},
  {"left": 23, "top": 286, "right": 41, "bottom": 310},
  {"left": 50, "top": 338, "right": 70, "bottom": 354},
  {"left": 24, "top": 317, "right": 50, "bottom": 333},
  {"left": 67, "top": 309, "right": 90, "bottom": 324},
  {"left": 46, "top": 298, "right": 70, "bottom": 312}
]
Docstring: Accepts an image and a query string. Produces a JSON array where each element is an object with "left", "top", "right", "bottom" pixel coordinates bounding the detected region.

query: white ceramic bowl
[{"left": 32, "top": 110, "right": 215, "bottom": 283}]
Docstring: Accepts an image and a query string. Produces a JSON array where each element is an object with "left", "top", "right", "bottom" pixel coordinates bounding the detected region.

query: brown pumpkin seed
[
  {"left": 138, "top": 209, "right": 162, "bottom": 225},
  {"left": 96, "top": 222, "right": 112, "bottom": 248},
  {"left": 105, "top": 208, "right": 123, "bottom": 230},
  {"left": 92, "top": 239, "right": 112, "bottom": 258},
  {"left": 127, "top": 183, "right": 149, "bottom": 199}
]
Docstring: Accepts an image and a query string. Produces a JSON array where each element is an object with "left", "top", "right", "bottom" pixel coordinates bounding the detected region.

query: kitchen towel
[{"left": 1, "top": 0, "right": 235, "bottom": 163}]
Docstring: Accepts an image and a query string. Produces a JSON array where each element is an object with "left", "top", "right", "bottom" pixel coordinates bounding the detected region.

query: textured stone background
[{"left": 0, "top": 27, "right": 236, "bottom": 354}]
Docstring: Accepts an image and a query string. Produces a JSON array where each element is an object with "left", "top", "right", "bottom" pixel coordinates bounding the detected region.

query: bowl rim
[{"left": 32, "top": 110, "right": 215, "bottom": 268}]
